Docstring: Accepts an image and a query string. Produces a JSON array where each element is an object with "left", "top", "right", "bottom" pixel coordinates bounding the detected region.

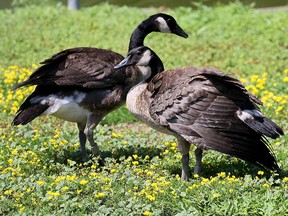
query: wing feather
[
  {"left": 12, "top": 47, "right": 125, "bottom": 90},
  {"left": 147, "top": 67, "right": 279, "bottom": 172}
]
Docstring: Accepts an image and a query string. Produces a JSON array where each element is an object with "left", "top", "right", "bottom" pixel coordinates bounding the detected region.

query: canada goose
[
  {"left": 114, "top": 46, "right": 284, "bottom": 180},
  {"left": 11, "top": 14, "right": 188, "bottom": 161}
]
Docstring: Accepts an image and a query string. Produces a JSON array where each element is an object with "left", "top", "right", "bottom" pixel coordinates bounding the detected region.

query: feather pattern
[{"left": 145, "top": 67, "right": 281, "bottom": 172}]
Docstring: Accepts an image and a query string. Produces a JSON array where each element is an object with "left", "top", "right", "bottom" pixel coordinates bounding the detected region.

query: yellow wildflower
[
  {"left": 257, "top": 170, "right": 264, "bottom": 176},
  {"left": 94, "top": 192, "right": 105, "bottom": 198},
  {"left": 47, "top": 191, "right": 60, "bottom": 197},
  {"left": 110, "top": 169, "right": 117, "bottom": 173},
  {"left": 146, "top": 194, "right": 156, "bottom": 201},
  {"left": 132, "top": 161, "right": 139, "bottom": 166},
  {"left": 36, "top": 181, "right": 46, "bottom": 186},
  {"left": 143, "top": 211, "right": 152, "bottom": 216},
  {"left": 79, "top": 180, "right": 89, "bottom": 185},
  {"left": 213, "top": 193, "right": 221, "bottom": 198},
  {"left": 217, "top": 172, "right": 226, "bottom": 178}
]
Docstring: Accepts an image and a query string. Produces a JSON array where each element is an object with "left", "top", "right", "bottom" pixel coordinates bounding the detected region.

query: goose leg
[
  {"left": 178, "top": 139, "right": 191, "bottom": 181},
  {"left": 194, "top": 147, "right": 203, "bottom": 175},
  {"left": 77, "top": 122, "right": 88, "bottom": 161},
  {"left": 86, "top": 114, "right": 105, "bottom": 165}
]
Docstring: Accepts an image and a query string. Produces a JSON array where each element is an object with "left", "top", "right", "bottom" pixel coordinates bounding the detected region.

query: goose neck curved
[{"left": 128, "top": 21, "right": 154, "bottom": 52}]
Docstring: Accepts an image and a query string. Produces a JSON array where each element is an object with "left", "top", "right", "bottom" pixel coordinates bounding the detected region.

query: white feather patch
[
  {"left": 155, "top": 17, "right": 171, "bottom": 33},
  {"left": 236, "top": 109, "right": 263, "bottom": 122},
  {"left": 32, "top": 91, "right": 90, "bottom": 122}
]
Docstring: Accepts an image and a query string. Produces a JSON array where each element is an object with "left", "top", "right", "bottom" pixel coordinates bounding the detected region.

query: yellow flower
[
  {"left": 257, "top": 170, "right": 264, "bottom": 176},
  {"left": 250, "top": 75, "right": 258, "bottom": 82},
  {"left": 132, "top": 161, "right": 139, "bottom": 166},
  {"left": 143, "top": 211, "right": 152, "bottom": 216},
  {"left": 283, "top": 177, "right": 288, "bottom": 182},
  {"left": 66, "top": 175, "right": 77, "bottom": 181},
  {"left": 8, "top": 158, "right": 13, "bottom": 164},
  {"left": 11, "top": 148, "right": 18, "bottom": 155},
  {"left": 111, "top": 132, "right": 118, "bottom": 138},
  {"left": 213, "top": 193, "right": 221, "bottom": 198},
  {"left": 62, "top": 186, "right": 69, "bottom": 191},
  {"left": 162, "top": 149, "right": 169, "bottom": 155},
  {"left": 19, "top": 204, "right": 25, "bottom": 212},
  {"left": 132, "top": 154, "right": 138, "bottom": 160},
  {"left": 79, "top": 179, "right": 89, "bottom": 185},
  {"left": 283, "top": 77, "right": 288, "bottom": 82},
  {"left": 262, "top": 183, "right": 270, "bottom": 188},
  {"left": 193, "top": 174, "right": 199, "bottom": 179},
  {"left": 4, "top": 189, "right": 13, "bottom": 195},
  {"left": 110, "top": 169, "right": 118, "bottom": 173},
  {"left": 217, "top": 172, "right": 226, "bottom": 178},
  {"left": 239, "top": 78, "right": 248, "bottom": 83},
  {"left": 47, "top": 191, "right": 60, "bottom": 197},
  {"left": 94, "top": 192, "right": 105, "bottom": 198},
  {"left": 201, "top": 178, "right": 209, "bottom": 185},
  {"left": 36, "top": 181, "right": 46, "bottom": 186},
  {"left": 276, "top": 106, "right": 283, "bottom": 114},
  {"left": 146, "top": 194, "right": 156, "bottom": 201}
]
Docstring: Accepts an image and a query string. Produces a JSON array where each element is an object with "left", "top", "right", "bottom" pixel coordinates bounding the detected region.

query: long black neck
[{"left": 128, "top": 20, "right": 157, "bottom": 52}]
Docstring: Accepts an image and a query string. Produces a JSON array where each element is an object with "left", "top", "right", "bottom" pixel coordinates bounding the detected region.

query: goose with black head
[
  {"left": 114, "top": 46, "right": 284, "bottom": 180},
  {"left": 11, "top": 14, "right": 188, "bottom": 161}
]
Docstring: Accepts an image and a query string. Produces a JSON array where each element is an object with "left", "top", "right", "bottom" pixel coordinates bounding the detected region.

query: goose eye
[{"left": 136, "top": 51, "right": 142, "bottom": 56}]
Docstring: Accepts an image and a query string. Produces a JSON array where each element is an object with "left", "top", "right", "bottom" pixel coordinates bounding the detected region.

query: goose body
[
  {"left": 12, "top": 14, "right": 188, "bottom": 161},
  {"left": 114, "top": 46, "right": 284, "bottom": 180}
]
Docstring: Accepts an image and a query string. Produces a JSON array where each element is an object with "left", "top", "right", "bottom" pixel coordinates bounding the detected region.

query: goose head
[
  {"left": 129, "top": 14, "right": 188, "bottom": 51},
  {"left": 149, "top": 13, "right": 189, "bottom": 38},
  {"left": 114, "top": 46, "right": 163, "bottom": 82}
]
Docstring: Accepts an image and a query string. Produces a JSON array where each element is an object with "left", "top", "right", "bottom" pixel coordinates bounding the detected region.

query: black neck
[
  {"left": 147, "top": 54, "right": 164, "bottom": 82},
  {"left": 128, "top": 20, "right": 156, "bottom": 52}
]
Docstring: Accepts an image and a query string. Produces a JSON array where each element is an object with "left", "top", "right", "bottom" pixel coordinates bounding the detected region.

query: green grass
[{"left": 0, "top": 3, "right": 287, "bottom": 215}]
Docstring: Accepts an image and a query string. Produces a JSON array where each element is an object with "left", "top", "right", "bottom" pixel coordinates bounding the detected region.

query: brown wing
[
  {"left": 147, "top": 67, "right": 279, "bottom": 172},
  {"left": 12, "top": 47, "right": 125, "bottom": 90}
]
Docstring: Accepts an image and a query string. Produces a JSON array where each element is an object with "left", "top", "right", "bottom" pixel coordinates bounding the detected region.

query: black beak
[
  {"left": 173, "top": 24, "right": 189, "bottom": 38},
  {"left": 114, "top": 55, "right": 132, "bottom": 69}
]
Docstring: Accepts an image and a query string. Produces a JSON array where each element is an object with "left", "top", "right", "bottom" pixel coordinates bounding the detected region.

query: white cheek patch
[
  {"left": 136, "top": 50, "right": 152, "bottom": 79},
  {"left": 137, "top": 50, "right": 151, "bottom": 66},
  {"left": 155, "top": 17, "right": 171, "bottom": 33},
  {"left": 236, "top": 109, "right": 263, "bottom": 122},
  {"left": 137, "top": 66, "right": 152, "bottom": 80}
]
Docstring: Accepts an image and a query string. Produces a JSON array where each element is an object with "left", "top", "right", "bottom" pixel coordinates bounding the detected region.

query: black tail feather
[
  {"left": 243, "top": 116, "right": 284, "bottom": 139},
  {"left": 12, "top": 104, "right": 49, "bottom": 125},
  {"left": 184, "top": 126, "right": 281, "bottom": 174}
]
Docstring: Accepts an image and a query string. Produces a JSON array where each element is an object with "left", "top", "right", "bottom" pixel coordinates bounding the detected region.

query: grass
[{"left": 0, "top": 2, "right": 287, "bottom": 215}]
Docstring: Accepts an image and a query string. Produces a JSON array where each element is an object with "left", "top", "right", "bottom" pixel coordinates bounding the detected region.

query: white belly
[
  {"left": 32, "top": 91, "right": 90, "bottom": 123},
  {"left": 50, "top": 102, "right": 89, "bottom": 123}
]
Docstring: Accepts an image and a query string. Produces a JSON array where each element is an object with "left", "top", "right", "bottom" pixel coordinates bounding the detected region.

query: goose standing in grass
[
  {"left": 114, "top": 46, "right": 284, "bottom": 180},
  {"left": 11, "top": 14, "right": 188, "bottom": 161}
]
